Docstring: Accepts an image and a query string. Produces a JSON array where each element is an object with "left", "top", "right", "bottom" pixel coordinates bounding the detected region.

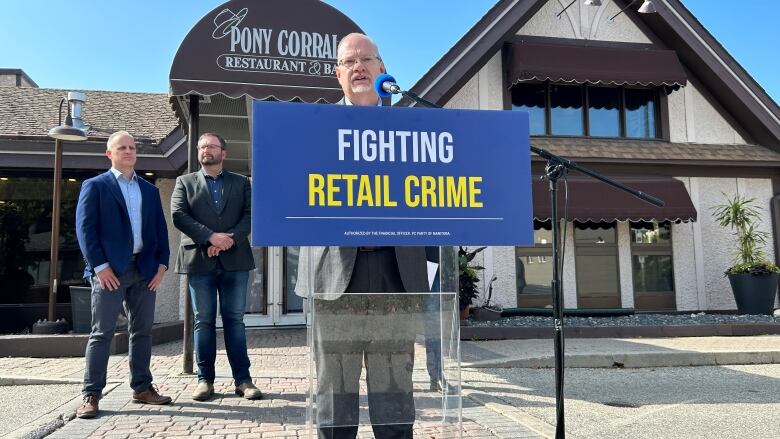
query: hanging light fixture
[
  {"left": 609, "top": 0, "right": 657, "bottom": 21},
  {"left": 557, "top": 0, "right": 604, "bottom": 18},
  {"left": 48, "top": 92, "right": 88, "bottom": 141},
  {"left": 638, "top": 0, "right": 657, "bottom": 14}
]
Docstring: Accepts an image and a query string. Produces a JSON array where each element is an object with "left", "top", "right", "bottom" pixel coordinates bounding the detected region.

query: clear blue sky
[{"left": 1, "top": 0, "right": 777, "bottom": 104}]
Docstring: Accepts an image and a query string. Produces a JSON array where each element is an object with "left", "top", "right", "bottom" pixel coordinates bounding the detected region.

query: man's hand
[
  {"left": 147, "top": 265, "right": 166, "bottom": 292},
  {"left": 208, "top": 232, "right": 234, "bottom": 251},
  {"left": 207, "top": 245, "right": 222, "bottom": 258},
  {"left": 96, "top": 267, "right": 120, "bottom": 291}
]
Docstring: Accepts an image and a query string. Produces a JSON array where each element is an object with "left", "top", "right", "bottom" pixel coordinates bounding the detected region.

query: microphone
[{"left": 374, "top": 73, "right": 401, "bottom": 97}]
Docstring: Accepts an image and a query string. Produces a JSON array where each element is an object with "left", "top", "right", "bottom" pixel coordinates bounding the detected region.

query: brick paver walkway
[{"left": 3, "top": 329, "right": 542, "bottom": 438}]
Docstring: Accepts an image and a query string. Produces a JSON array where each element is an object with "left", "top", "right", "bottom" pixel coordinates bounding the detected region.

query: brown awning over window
[
  {"left": 532, "top": 177, "right": 696, "bottom": 223},
  {"left": 509, "top": 42, "right": 688, "bottom": 87}
]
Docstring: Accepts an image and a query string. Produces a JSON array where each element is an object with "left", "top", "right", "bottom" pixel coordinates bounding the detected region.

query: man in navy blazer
[{"left": 74, "top": 130, "right": 172, "bottom": 418}]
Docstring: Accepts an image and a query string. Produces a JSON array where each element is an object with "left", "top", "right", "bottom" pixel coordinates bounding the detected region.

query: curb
[
  {"left": 462, "top": 350, "right": 780, "bottom": 368},
  {"left": 460, "top": 323, "right": 780, "bottom": 340},
  {"left": 464, "top": 389, "right": 562, "bottom": 439},
  {"left": 5, "top": 382, "right": 120, "bottom": 439},
  {"left": 0, "top": 376, "right": 123, "bottom": 386}
]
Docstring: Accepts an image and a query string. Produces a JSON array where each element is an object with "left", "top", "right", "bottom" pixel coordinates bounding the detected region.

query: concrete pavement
[{"left": 1, "top": 330, "right": 778, "bottom": 438}]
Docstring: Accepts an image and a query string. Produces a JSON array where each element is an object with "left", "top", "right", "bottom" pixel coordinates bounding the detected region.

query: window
[
  {"left": 511, "top": 83, "right": 546, "bottom": 135},
  {"left": 630, "top": 221, "right": 675, "bottom": 310},
  {"left": 0, "top": 175, "right": 87, "bottom": 334},
  {"left": 511, "top": 83, "right": 659, "bottom": 139},
  {"left": 550, "top": 85, "right": 583, "bottom": 136},
  {"left": 625, "top": 89, "right": 657, "bottom": 138},
  {"left": 514, "top": 221, "right": 553, "bottom": 308},
  {"left": 588, "top": 87, "right": 621, "bottom": 137},
  {"left": 574, "top": 221, "right": 620, "bottom": 309}
]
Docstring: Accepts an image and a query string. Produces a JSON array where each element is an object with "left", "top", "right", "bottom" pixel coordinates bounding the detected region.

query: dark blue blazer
[{"left": 76, "top": 170, "right": 170, "bottom": 279}]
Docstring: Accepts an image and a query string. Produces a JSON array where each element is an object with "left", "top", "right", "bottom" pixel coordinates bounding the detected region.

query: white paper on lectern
[{"left": 427, "top": 261, "right": 438, "bottom": 291}]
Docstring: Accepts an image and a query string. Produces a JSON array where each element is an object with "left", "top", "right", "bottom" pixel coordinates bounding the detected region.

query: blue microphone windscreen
[{"left": 374, "top": 73, "right": 396, "bottom": 98}]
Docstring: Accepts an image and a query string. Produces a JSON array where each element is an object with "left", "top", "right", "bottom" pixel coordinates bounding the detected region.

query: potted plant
[
  {"left": 458, "top": 246, "right": 486, "bottom": 320},
  {"left": 473, "top": 275, "right": 503, "bottom": 321},
  {"left": 711, "top": 194, "right": 780, "bottom": 314}
]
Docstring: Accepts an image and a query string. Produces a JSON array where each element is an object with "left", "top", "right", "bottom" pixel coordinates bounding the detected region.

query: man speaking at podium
[{"left": 296, "top": 33, "right": 435, "bottom": 439}]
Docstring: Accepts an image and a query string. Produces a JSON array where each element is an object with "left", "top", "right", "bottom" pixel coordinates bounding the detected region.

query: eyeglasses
[
  {"left": 338, "top": 55, "right": 380, "bottom": 69},
  {"left": 198, "top": 144, "right": 223, "bottom": 151}
]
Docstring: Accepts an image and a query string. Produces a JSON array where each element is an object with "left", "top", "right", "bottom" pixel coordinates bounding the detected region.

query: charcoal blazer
[
  {"left": 171, "top": 170, "right": 255, "bottom": 273},
  {"left": 75, "top": 170, "right": 169, "bottom": 279}
]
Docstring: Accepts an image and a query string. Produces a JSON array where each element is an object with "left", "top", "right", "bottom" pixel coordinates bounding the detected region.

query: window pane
[
  {"left": 550, "top": 85, "right": 583, "bottom": 136},
  {"left": 632, "top": 255, "right": 674, "bottom": 292},
  {"left": 285, "top": 247, "right": 304, "bottom": 313},
  {"left": 511, "top": 83, "right": 546, "bottom": 135},
  {"left": 517, "top": 254, "right": 552, "bottom": 295},
  {"left": 588, "top": 87, "right": 620, "bottom": 137},
  {"left": 576, "top": 255, "right": 619, "bottom": 295},
  {"left": 574, "top": 222, "right": 616, "bottom": 245},
  {"left": 630, "top": 221, "right": 671, "bottom": 245},
  {"left": 0, "top": 177, "right": 85, "bottom": 307},
  {"left": 625, "top": 89, "right": 656, "bottom": 138}
]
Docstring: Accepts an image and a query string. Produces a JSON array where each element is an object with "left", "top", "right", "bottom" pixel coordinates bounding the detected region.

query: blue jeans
[{"left": 188, "top": 269, "right": 251, "bottom": 385}]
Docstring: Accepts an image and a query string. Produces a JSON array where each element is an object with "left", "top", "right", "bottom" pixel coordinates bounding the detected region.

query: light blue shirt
[{"left": 94, "top": 168, "right": 143, "bottom": 273}]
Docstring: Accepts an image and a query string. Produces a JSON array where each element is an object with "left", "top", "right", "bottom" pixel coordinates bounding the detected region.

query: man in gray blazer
[
  {"left": 295, "top": 33, "right": 435, "bottom": 439},
  {"left": 171, "top": 132, "right": 262, "bottom": 401}
]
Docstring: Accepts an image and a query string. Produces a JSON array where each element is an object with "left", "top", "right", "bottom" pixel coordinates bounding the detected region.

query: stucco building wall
[
  {"left": 153, "top": 178, "right": 181, "bottom": 323},
  {"left": 439, "top": 1, "right": 775, "bottom": 311}
]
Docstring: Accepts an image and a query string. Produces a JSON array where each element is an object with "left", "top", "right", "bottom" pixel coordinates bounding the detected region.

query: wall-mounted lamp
[
  {"left": 556, "top": 0, "right": 602, "bottom": 18},
  {"left": 144, "top": 172, "right": 155, "bottom": 177},
  {"left": 609, "top": 0, "right": 657, "bottom": 21},
  {"left": 33, "top": 92, "right": 89, "bottom": 334}
]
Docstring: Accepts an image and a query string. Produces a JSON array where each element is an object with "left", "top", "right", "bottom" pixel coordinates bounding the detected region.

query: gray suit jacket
[
  {"left": 171, "top": 170, "right": 255, "bottom": 273},
  {"left": 295, "top": 246, "right": 435, "bottom": 299},
  {"left": 294, "top": 96, "right": 436, "bottom": 299}
]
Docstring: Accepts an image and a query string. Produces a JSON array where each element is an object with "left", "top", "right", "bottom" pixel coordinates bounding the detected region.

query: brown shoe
[
  {"left": 235, "top": 382, "right": 263, "bottom": 400},
  {"left": 76, "top": 394, "right": 99, "bottom": 419},
  {"left": 132, "top": 385, "right": 172, "bottom": 405}
]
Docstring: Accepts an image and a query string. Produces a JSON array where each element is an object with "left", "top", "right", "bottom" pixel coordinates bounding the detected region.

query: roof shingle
[{"left": 0, "top": 86, "right": 178, "bottom": 143}]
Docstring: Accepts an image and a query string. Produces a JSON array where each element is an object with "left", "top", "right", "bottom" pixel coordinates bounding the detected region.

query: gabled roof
[{"left": 399, "top": 0, "right": 780, "bottom": 150}]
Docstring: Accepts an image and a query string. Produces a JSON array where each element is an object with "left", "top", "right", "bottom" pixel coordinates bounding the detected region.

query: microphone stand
[{"left": 398, "top": 89, "right": 664, "bottom": 439}]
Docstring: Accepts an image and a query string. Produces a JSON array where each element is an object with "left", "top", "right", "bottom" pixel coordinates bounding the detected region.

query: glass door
[{"left": 240, "top": 246, "right": 306, "bottom": 326}]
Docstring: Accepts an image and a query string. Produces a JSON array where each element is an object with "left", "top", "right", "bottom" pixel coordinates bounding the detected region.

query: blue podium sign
[{"left": 251, "top": 101, "right": 533, "bottom": 246}]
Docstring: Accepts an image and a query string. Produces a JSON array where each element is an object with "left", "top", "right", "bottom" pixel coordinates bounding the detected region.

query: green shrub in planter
[{"left": 711, "top": 194, "right": 779, "bottom": 314}]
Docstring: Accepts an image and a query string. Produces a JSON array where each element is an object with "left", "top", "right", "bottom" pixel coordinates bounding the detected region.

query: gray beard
[{"left": 351, "top": 83, "right": 372, "bottom": 93}]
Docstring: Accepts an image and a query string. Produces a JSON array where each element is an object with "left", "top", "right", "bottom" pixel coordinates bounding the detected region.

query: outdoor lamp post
[{"left": 33, "top": 92, "right": 88, "bottom": 334}]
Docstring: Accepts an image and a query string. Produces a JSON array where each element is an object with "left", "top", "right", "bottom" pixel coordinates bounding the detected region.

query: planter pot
[
  {"left": 473, "top": 307, "right": 502, "bottom": 321},
  {"left": 459, "top": 306, "right": 470, "bottom": 321},
  {"left": 70, "top": 286, "right": 93, "bottom": 333},
  {"left": 728, "top": 272, "right": 779, "bottom": 315},
  {"left": 70, "top": 286, "right": 128, "bottom": 333}
]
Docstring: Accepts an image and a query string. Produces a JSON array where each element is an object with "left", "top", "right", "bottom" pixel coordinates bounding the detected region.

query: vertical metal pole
[
  {"left": 183, "top": 95, "right": 199, "bottom": 374},
  {"left": 549, "top": 169, "right": 566, "bottom": 439},
  {"left": 47, "top": 138, "right": 64, "bottom": 322}
]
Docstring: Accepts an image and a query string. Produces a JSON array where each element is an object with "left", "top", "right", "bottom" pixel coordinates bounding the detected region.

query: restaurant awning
[
  {"left": 508, "top": 42, "right": 688, "bottom": 88},
  {"left": 532, "top": 177, "right": 697, "bottom": 223},
  {"left": 169, "top": 0, "right": 362, "bottom": 102}
]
